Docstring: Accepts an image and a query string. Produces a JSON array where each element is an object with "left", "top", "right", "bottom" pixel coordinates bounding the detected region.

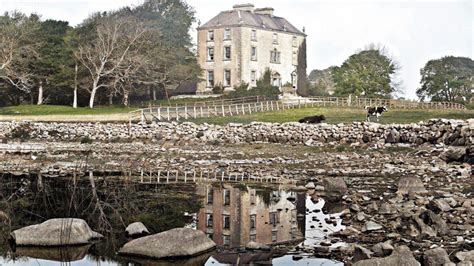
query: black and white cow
[
  {"left": 299, "top": 115, "right": 326, "bottom": 124},
  {"left": 365, "top": 106, "right": 388, "bottom": 122}
]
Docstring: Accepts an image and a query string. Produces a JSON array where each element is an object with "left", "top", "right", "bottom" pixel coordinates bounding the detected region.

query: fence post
[
  {"left": 167, "top": 107, "right": 170, "bottom": 121},
  {"left": 222, "top": 105, "right": 225, "bottom": 117},
  {"left": 184, "top": 106, "right": 188, "bottom": 119},
  {"left": 140, "top": 110, "right": 144, "bottom": 124}
]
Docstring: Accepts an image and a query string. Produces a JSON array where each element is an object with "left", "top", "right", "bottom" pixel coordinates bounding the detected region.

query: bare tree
[
  {"left": 76, "top": 16, "right": 147, "bottom": 108},
  {"left": 0, "top": 12, "right": 39, "bottom": 97}
]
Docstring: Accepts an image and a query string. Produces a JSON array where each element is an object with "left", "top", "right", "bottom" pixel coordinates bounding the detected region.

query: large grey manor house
[{"left": 196, "top": 4, "right": 307, "bottom": 94}]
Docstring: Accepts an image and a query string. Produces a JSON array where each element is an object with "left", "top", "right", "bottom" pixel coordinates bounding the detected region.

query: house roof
[{"left": 198, "top": 9, "right": 305, "bottom": 36}]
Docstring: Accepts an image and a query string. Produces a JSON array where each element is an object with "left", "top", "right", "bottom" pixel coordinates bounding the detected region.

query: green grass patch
[
  {"left": 0, "top": 105, "right": 137, "bottom": 116},
  {"left": 189, "top": 107, "right": 474, "bottom": 125}
]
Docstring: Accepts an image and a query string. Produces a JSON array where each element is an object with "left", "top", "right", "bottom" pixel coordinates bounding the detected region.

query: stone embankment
[{"left": 0, "top": 119, "right": 472, "bottom": 147}]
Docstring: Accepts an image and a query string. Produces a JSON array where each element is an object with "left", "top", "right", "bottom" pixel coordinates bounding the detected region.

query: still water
[{"left": 0, "top": 176, "right": 343, "bottom": 265}]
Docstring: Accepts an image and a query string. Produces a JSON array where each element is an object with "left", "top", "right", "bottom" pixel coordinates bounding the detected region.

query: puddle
[{"left": 0, "top": 176, "right": 344, "bottom": 265}]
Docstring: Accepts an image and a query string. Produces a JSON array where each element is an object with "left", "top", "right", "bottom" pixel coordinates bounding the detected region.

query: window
[
  {"left": 250, "top": 71, "right": 257, "bottom": 86},
  {"left": 251, "top": 46, "right": 257, "bottom": 61},
  {"left": 223, "top": 215, "right": 230, "bottom": 229},
  {"left": 270, "top": 212, "right": 278, "bottom": 226},
  {"left": 270, "top": 49, "right": 281, "bottom": 64},
  {"left": 250, "top": 215, "right": 256, "bottom": 229},
  {"left": 224, "top": 46, "right": 231, "bottom": 60},
  {"left": 207, "top": 188, "right": 213, "bottom": 204},
  {"left": 272, "top": 231, "right": 277, "bottom": 242},
  {"left": 207, "top": 70, "right": 214, "bottom": 87},
  {"left": 224, "top": 70, "right": 231, "bottom": 87},
  {"left": 251, "top": 30, "right": 257, "bottom": 41},
  {"left": 223, "top": 235, "right": 230, "bottom": 246},
  {"left": 292, "top": 51, "right": 298, "bottom": 66},
  {"left": 207, "top": 47, "right": 214, "bottom": 61},
  {"left": 206, "top": 213, "right": 213, "bottom": 227},
  {"left": 292, "top": 36, "right": 297, "bottom": 47},
  {"left": 207, "top": 30, "right": 214, "bottom": 41},
  {"left": 224, "top": 28, "right": 231, "bottom": 40},
  {"left": 206, "top": 233, "right": 213, "bottom": 240},
  {"left": 272, "top": 33, "right": 278, "bottom": 44},
  {"left": 223, "top": 189, "right": 230, "bottom": 205}
]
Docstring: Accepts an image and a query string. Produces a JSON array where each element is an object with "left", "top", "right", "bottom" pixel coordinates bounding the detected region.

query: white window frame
[
  {"left": 224, "top": 70, "right": 231, "bottom": 87},
  {"left": 251, "top": 30, "right": 257, "bottom": 41},
  {"left": 251, "top": 71, "right": 257, "bottom": 86},
  {"left": 292, "top": 36, "right": 297, "bottom": 47},
  {"left": 223, "top": 46, "right": 231, "bottom": 60},
  {"left": 272, "top": 33, "right": 278, "bottom": 44},
  {"left": 207, "top": 70, "right": 214, "bottom": 87},
  {"left": 270, "top": 49, "right": 281, "bottom": 64},
  {"left": 224, "top": 28, "right": 231, "bottom": 40},
  {"left": 251, "top": 46, "right": 257, "bottom": 61},
  {"left": 207, "top": 30, "right": 214, "bottom": 41},
  {"left": 207, "top": 47, "right": 214, "bottom": 61}
]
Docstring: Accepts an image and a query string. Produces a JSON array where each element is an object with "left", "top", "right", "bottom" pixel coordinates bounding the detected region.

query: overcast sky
[{"left": 0, "top": 0, "right": 472, "bottom": 99}]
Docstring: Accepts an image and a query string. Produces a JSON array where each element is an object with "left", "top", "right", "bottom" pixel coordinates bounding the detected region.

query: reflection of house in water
[{"left": 197, "top": 184, "right": 305, "bottom": 248}]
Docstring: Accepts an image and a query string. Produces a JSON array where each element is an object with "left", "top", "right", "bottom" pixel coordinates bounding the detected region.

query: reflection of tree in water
[{"left": 0, "top": 174, "right": 202, "bottom": 261}]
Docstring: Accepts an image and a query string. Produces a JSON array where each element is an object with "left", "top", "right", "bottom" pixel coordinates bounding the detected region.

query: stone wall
[{"left": 0, "top": 119, "right": 472, "bottom": 147}]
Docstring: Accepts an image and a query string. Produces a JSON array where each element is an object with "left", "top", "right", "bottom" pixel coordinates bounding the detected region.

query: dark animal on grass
[
  {"left": 365, "top": 106, "right": 388, "bottom": 122},
  {"left": 299, "top": 115, "right": 326, "bottom": 124}
]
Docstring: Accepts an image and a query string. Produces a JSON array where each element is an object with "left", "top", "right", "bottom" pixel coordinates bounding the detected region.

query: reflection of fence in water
[
  {"left": 130, "top": 96, "right": 466, "bottom": 123},
  {"left": 136, "top": 168, "right": 282, "bottom": 184}
]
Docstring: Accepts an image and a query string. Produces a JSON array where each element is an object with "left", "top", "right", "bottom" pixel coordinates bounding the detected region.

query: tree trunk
[
  {"left": 152, "top": 87, "right": 157, "bottom": 101},
  {"left": 89, "top": 84, "right": 98, "bottom": 109},
  {"left": 37, "top": 83, "right": 43, "bottom": 105},
  {"left": 123, "top": 91, "right": 129, "bottom": 107},
  {"left": 73, "top": 63, "right": 78, "bottom": 108}
]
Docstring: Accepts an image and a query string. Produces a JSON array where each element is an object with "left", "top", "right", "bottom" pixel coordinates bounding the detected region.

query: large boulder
[
  {"left": 440, "top": 146, "right": 467, "bottom": 162},
  {"left": 10, "top": 218, "right": 103, "bottom": 246},
  {"left": 354, "top": 245, "right": 420, "bottom": 266},
  {"left": 423, "top": 247, "right": 453, "bottom": 266},
  {"left": 397, "top": 176, "right": 427, "bottom": 194},
  {"left": 322, "top": 177, "right": 347, "bottom": 201},
  {"left": 125, "top": 222, "right": 149, "bottom": 237},
  {"left": 119, "top": 228, "right": 216, "bottom": 259}
]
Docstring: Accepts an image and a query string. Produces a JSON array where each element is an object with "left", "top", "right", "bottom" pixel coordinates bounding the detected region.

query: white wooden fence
[{"left": 129, "top": 96, "right": 466, "bottom": 123}]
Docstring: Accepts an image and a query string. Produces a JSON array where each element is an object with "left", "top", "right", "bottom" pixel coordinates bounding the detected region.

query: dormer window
[
  {"left": 272, "top": 33, "right": 278, "bottom": 44},
  {"left": 224, "top": 28, "right": 231, "bottom": 40},
  {"left": 207, "top": 30, "right": 214, "bottom": 41}
]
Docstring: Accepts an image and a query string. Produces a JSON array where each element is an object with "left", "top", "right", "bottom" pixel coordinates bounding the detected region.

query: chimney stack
[
  {"left": 233, "top": 4, "right": 255, "bottom": 12},
  {"left": 254, "top": 7, "right": 274, "bottom": 17}
]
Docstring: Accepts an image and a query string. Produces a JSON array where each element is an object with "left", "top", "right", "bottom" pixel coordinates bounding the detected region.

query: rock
[
  {"left": 362, "top": 221, "right": 383, "bottom": 232},
  {"left": 379, "top": 203, "right": 397, "bottom": 214},
  {"left": 455, "top": 251, "right": 474, "bottom": 263},
  {"left": 322, "top": 177, "right": 347, "bottom": 200},
  {"left": 119, "top": 228, "right": 216, "bottom": 259},
  {"left": 125, "top": 222, "right": 149, "bottom": 237},
  {"left": 428, "top": 198, "right": 453, "bottom": 213},
  {"left": 10, "top": 218, "right": 103, "bottom": 246},
  {"left": 354, "top": 245, "right": 420, "bottom": 266},
  {"left": 423, "top": 247, "right": 453, "bottom": 266},
  {"left": 440, "top": 146, "right": 467, "bottom": 162},
  {"left": 372, "top": 241, "right": 394, "bottom": 256},
  {"left": 305, "top": 182, "right": 315, "bottom": 189},
  {"left": 293, "top": 185, "right": 307, "bottom": 192},
  {"left": 397, "top": 176, "right": 427, "bottom": 194},
  {"left": 246, "top": 241, "right": 270, "bottom": 250},
  {"left": 353, "top": 245, "right": 373, "bottom": 262}
]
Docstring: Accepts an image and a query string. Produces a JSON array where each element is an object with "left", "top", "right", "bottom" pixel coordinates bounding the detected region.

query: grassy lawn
[
  {"left": 189, "top": 107, "right": 474, "bottom": 125},
  {"left": 0, "top": 105, "right": 137, "bottom": 116},
  {"left": 0, "top": 104, "right": 472, "bottom": 124}
]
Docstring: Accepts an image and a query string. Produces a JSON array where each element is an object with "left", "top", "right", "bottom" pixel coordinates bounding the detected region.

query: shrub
[{"left": 212, "top": 82, "right": 224, "bottom": 94}]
